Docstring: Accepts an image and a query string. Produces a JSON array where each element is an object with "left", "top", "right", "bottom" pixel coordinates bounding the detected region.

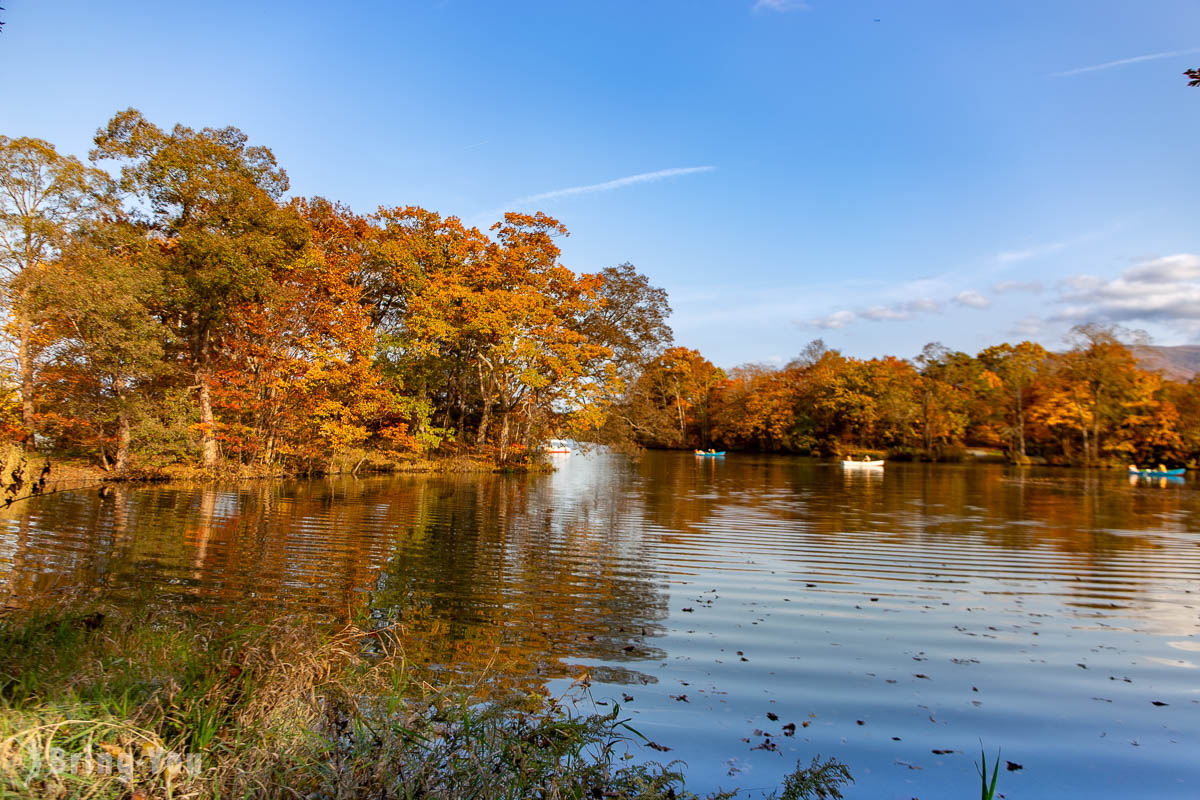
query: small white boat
[{"left": 842, "top": 459, "right": 884, "bottom": 468}]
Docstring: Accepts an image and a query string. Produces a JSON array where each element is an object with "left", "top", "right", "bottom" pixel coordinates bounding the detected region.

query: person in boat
[{"left": 1158, "top": 464, "right": 1167, "bottom": 472}]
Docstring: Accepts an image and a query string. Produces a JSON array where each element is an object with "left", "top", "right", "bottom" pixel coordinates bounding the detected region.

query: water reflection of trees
[
  {"left": 1, "top": 464, "right": 671, "bottom": 686},
  {"left": 4, "top": 456, "right": 1199, "bottom": 664},
  {"left": 630, "top": 453, "right": 1200, "bottom": 629},
  {"left": 372, "top": 464, "right": 669, "bottom": 685}
]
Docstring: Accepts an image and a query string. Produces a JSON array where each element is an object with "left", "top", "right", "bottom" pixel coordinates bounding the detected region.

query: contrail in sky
[
  {"left": 511, "top": 166, "right": 715, "bottom": 206},
  {"left": 1051, "top": 47, "right": 1200, "bottom": 77}
]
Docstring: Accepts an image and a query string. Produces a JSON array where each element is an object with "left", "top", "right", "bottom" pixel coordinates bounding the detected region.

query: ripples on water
[{"left": 1, "top": 452, "right": 1198, "bottom": 798}]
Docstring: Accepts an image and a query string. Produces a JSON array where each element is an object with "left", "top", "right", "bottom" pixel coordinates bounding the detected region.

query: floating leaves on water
[
  {"left": 646, "top": 741, "right": 672, "bottom": 752},
  {"left": 782, "top": 722, "right": 796, "bottom": 736},
  {"left": 1006, "top": 761, "right": 1024, "bottom": 771},
  {"left": 1152, "top": 700, "right": 1168, "bottom": 706},
  {"left": 914, "top": 674, "right": 930, "bottom": 679},
  {"left": 766, "top": 711, "right": 778, "bottom": 721}
]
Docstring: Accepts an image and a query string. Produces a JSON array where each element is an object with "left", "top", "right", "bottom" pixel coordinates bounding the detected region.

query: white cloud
[
  {"left": 1053, "top": 254, "right": 1200, "bottom": 333},
  {"left": 1123, "top": 253, "right": 1200, "bottom": 283},
  {"left": 1051, "top": 47, "right": 1200, "bottom": 78},
  {"left": 953, "top": 290, "right": 991, "bottom": 309},
  {"left": 753, "top": 0, "right": 809, "bottom": 11},
  {"left": 860, "top": 306, "right": 909, "bottom": 321},
  {"left": 807, "top": 310, "right": 857, "bottom": 329},
  {"left": 993, "top": 280, "right": 1043, "bottom": 294},
  {"left": 803, "top": 298, "right": 940, "bottom": 328}
]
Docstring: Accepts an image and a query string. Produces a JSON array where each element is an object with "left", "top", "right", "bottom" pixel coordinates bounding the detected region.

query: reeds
[{"left": 976, "top": 747, "right": 1001, "bottom": 800}]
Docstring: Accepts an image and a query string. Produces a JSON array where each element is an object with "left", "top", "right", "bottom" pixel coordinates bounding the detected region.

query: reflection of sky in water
[{"left": 1, "top": 455, "right": 1199, "bottom": 798}]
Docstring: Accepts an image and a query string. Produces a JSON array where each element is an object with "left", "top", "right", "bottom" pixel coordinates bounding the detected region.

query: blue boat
[
  {"left": 694, "top": 450, "right": 726, "bottom": 457},
  {"left": 1128, "top": 467, "right": 1185, "bottom": 476}
]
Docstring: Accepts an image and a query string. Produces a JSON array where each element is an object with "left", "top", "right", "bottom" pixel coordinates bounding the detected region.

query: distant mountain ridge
[{"left": 1132, "top": 345, "right": 1200, "bottom": 382}]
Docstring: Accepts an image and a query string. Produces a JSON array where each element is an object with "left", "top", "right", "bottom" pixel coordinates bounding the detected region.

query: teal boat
[
  {"left": 694, "top": 450, "right": 726, "bottom": 457},
  {"left": 1128, "top": 467, "right": 1185, "bottom": 476}
]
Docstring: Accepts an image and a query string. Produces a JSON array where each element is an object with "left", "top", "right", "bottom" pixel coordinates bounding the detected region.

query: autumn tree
[
  {"left": 1054, "top": 324, "right": 1145, "bottom": 464},
  {"left": 628, "top": 347, "right": 726, "bottom": 448},
  {"left": 911, "top": 344, "right": 983, "bottom": 457},
  {"left": 0, "top": 136, "right": 113, "bottom": 438},
  {"left": 468, "top": 213, "right": 612, "bottom": 460},
  {"left": 369, "top": 204, "right": 490, "bottom": 446},
  {"left": 91, "top": 110, "right": 308, "bottom": 467},
  {"left": 977, "top": 341, "right": 1048, "bottom": 461},
  {"left": 578, "top": 263, "right": 674, "bottom": 445},
  {"left": 580, "top": 263, "right": 673, "bottom": 379},
  {"left": 30, "top": 220, "right": 167, "bottom": 470},
  {"left": 711, "top": 364, "right": 803, "bottom": 451},
  {"left": 1113, "top": 370, "right": 1183, "bottom": 466},
  {"left": 1164, "top": 376, "right": 1200, "bottom": 463}
]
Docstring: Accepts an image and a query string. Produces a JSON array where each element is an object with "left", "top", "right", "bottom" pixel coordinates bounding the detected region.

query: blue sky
[{"left": 3, "top": 0, "right": 1199, "bottom": 366}]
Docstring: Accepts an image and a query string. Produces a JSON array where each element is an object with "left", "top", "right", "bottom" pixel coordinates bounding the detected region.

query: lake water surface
[{"left": 2, "top": 452, "right": 1198, "bottom": 798}]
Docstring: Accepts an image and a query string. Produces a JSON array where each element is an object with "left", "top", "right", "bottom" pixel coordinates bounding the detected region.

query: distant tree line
[{"left": 611, "top": 326, "right": 1200, "bottom": 467}]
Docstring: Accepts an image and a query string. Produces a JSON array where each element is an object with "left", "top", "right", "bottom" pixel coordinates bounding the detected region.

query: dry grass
[{"left": 0, "top": 602, "right": 715, "bottom": 800}]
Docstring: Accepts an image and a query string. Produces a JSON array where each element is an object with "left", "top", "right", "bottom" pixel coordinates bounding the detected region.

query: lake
[{"left": 2, "top": 451, "right": 1198, "bottom": 798}]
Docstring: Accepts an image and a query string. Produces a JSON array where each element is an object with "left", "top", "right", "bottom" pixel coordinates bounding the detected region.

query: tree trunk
[
  {"left": 114, "top": 405, "right": 131, "bottom": 472},
  {"left": 191, "top": 325, "right": 219, "bottom": 468},
  {"left": 1015, "top": 387, "right": 1026, "bottom": 458},
  {"left": 673, "top": 379, "right": 685, "bottom": 443},
  {"left": 498, "top": 410, "right": 511, "bottom": 463},
  {"left": 197, "top": 374, "right": 219, "bottom": 467},
  {"left": 17, "top": 309, "right": 35, "bottom": 441},
  {"left": 476, "top": 399, "right": 492, "bottom": 449}
]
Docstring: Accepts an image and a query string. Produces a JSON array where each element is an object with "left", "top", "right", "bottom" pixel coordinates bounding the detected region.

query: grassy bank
[
  {"left": 0, "top": 444, "right": 556, "bottom": 506},
  {"left": 0, "top": 603, "right": 851, "bottom": 800}
]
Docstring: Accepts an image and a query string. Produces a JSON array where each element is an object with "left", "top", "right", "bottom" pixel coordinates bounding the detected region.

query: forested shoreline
[
  {"left": 0, "top": 110, "right": 673, "bottom": 475},
  {"left": 617, "top": 330, "right": 1200, "bottom": 467},
  {"left": 3, "top": 110, "right": 1199, "bottom": 476}
]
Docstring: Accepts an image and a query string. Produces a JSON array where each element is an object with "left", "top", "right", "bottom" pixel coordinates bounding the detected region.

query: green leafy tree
[
  {"left": 91, "top": 110, "right": 308, "bottom": 467},
  {"left": 0, "top": 136, "right": 112, "bottom": 438}
]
